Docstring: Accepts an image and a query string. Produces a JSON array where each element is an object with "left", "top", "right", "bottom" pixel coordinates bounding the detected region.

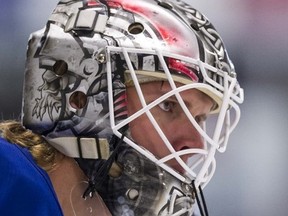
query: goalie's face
[{"left": 126, "top": 81, "right": 215, "bottom": 174}]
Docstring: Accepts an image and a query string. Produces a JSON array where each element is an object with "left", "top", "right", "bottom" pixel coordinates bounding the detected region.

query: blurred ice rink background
[{"left": 0, "top": 0, "right": 287, "bottom": 215}]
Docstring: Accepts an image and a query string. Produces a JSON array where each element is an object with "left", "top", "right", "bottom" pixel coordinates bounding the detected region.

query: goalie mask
[{"left": 22, "top": 0, "right": 244, "bottom": 215}]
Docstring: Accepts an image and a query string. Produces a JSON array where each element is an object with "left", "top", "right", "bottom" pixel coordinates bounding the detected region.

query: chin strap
[
  {"left": 79, "top": 134, "right": 125, "bottom": 199},
  {"left": 192, "top": 180, "right": 209, "bottom": 216},
  {"left": 46, "top": 136, "right": 110, "bottom": 159}
]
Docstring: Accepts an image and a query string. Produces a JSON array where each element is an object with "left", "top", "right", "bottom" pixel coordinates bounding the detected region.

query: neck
[{"left": 48, "top": 153, "right": 111, "bottom": 216}]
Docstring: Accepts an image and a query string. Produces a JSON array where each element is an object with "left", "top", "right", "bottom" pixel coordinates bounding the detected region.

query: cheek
[
  {"left": 129, "top": 113, "right": 171, "bottom": 159},
  {"left": 129, "top": 115, "right": 152, "bottom": 146},
  {"left": 150, "top": 107, "right": 172, "bottom": 130},
  {"left": 129, "top": 114, "right": 161, "bottom": 152}
]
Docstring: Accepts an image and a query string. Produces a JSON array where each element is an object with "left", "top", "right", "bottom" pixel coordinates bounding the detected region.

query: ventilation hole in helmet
[
  {"left": 158, "top": 2, "right": 173, "bottom": 10},
  {"left": 69, "top": 91, "right": 88, "bottom": 110},
  {"left": 53, "top": 60, "right": 68, "bottom": 76},
  {"left": 128, "top": 22, "right": 144, "bottom": 35}
]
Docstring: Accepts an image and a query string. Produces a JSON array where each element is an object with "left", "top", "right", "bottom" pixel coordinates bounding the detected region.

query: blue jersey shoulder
[{"left": 0, "top": 137, "right": 63, "bottom": 215}]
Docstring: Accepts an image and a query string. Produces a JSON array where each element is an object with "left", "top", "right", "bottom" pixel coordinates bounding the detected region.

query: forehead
[
  {"left": 136, "top": 81, "right": 215, "bottom": 107},
  {"left": 140, "top": 81, "right": 206, "bottom": 96}
]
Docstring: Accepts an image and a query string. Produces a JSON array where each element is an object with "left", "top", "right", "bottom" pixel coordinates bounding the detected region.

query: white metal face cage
[{"left": 107, "top": 46, "right": 243, "bottom": 188}]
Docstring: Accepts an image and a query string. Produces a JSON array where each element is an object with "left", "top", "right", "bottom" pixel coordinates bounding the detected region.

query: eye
[
  {"left": 158, "top": 101, "right": 176, "bottom": 112},
  {"left": 194, "top": 115, "right": 207, "bottom": 124}
]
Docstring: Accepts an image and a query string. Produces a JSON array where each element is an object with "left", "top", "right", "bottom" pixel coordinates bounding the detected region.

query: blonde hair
[{"left": 0, "top": 120, "right": 57, "bottom": 171}]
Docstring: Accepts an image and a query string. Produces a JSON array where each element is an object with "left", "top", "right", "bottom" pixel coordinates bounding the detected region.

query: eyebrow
[
  {"left": 158, "top": 82, "right": 216, "bottom": 112},
  {"left": 160, "top": 94, "right": 209, "bottom": 122},
  {"left": 159, "top": 83, "right": 192, "bottom": 107}
]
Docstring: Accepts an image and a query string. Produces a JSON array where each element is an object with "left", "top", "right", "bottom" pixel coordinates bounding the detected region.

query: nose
[{"left": 166, "top": 113, "right": 204, "bottom": 151}]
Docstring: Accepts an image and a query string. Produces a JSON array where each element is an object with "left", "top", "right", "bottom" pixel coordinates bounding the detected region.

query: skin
[{"left": 126, "top": 81, "right": 215, "bottom": 173}]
